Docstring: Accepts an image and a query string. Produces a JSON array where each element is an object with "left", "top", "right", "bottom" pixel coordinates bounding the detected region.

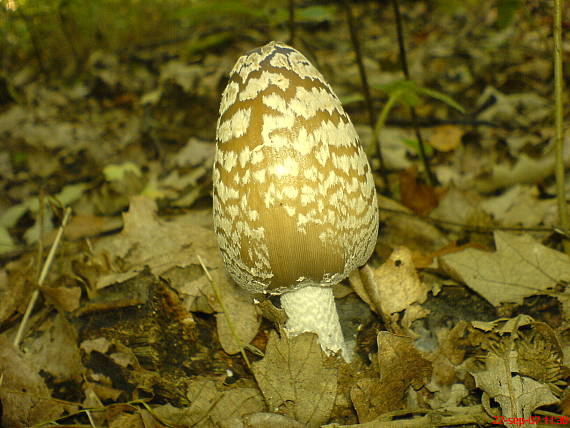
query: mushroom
[{"left": 213, "top": 41, "right": 378, "bottom": 361}]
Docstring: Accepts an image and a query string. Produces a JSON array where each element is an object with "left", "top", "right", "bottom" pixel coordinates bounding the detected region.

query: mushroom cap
[{"left": 213, "top": 41, "right": 378, "bottom": 295}]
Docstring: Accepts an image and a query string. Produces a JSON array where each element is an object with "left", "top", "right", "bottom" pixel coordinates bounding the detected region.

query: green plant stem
[
  {"left": 375, "top": 90, "right": 401, "bottom": 137},
  {"left": 553, "top": 0, "right": 570, "bottom": 255}
]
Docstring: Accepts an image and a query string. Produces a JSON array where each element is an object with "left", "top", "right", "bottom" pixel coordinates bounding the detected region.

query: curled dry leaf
[
  {"left": 361, "top": 246, "right": 429, "bottom": 318},
  {"left": 465, "top": 315, "right": 566, "bottom": 420},
  {"left": 350, "top": 332, "right": 432, "bottom": 422}
]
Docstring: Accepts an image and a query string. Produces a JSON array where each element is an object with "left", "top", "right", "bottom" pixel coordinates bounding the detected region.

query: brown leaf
[
  {"left": 64, "top": 214, "right": 122, "bottom": 241},
  {"left": 215, "top": 279, "right": 261, "bottom": 355},
  {"left": 377, "top": 332, "right": 432, "bottom": 390},
  {"left": 252, "top": 331, "right": 337, "bottom": 427},
  {"left": 440, "top": 231, "right": 570, "bottom": 306},
  {"left": 469, "top": 348, "right": 558, "bottom": 419},
  {"left": 0, "top": 337, "right": 65, "bottom": 427},
  {"left": 152, "top": 380, "right": 265, "bottom": 426},
  {"left": 370, "top": 247, "right": 429, "bottom": 315},
  {"left": 23, "top": 313, "right": 83, "bottom": 383},
  {"left": 399, "top": 166, "right": 443, "bottom": 215},
  {"left": 41, "top": 285, "right": 82, "bottom": 312},
  {"left": 350, "top": 377, "right": 404, "bottom": 422},
  {"left": 94, "top": 196, "right": 220, "bottom": 289},
  {"left": 428, "top": 125, "right": 464, "bottom": 152}
]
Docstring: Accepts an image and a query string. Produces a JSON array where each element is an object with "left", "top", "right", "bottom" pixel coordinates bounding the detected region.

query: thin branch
[
  {"left": 379, "top": 206, "right": 557, "bottom": 235},
  {"left": 288, "top": 0, "right": 296, "bottom": 46},
  {"left": 342, "top": 0, "right": 389, "bottom": 191},
  {"left": 391, "top": 0, "right": 437, "bottom": 186},
  {"left": 553, "top": 0, "right": 570, "bottom": 255}
]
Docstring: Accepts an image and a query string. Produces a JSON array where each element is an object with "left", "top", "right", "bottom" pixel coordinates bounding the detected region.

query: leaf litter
[{"left": 1, "top": 1, "right": 570, "bottom": 427}]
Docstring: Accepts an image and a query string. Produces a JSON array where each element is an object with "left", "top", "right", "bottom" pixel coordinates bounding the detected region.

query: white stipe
[{"left": 280, "top": 285, "right": 350, "bottom": 361}]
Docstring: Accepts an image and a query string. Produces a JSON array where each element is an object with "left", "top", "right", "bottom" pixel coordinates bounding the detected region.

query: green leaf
[
  {"left": 270, "top": 5, "right": 336, "bottom": 26},
  {"left": 339, "top": 93, "right": 365, "bottom": 106},
  {"left": 415, "top": 86, "right": 465, "bottom": 113},
  {"left": 402, "top": 137, "right": 434, "bottom": 157},
  {"left": 104, "top": 162, "right": 141, "bottom": 182},
  {"left": 296, "top": 5, "right": 336, "bottom": 22},
  {"left": 374, "top": 78, "right": 410, "bottom": 94},
  {"left": 373, "top": 79, "right": 464, "bottom": 113},
  {"left": 374, "top": 79, "right": 420, "bottom": 107},
  {"left": 56, "top": 183, "right": 88, "bottom": 206},
  {"left": 0, "top": 204, "right": 29, "bottom": 228},
  {"left": 0, "top": 226, "right": 16, "bottom": 255},
  {"left": 187, "top": 32, "right": 233, "bottom": 56},
  {"left": 177, "top": 1, "right": 270, "bottom": 24},
  {"left": 497, "top": 0, "right": 522, "bottom": 29}
]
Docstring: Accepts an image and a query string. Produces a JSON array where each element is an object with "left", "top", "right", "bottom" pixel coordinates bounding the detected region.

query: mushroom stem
[{"left": 280, "top": 285, "right": 350, "bottom": 361}]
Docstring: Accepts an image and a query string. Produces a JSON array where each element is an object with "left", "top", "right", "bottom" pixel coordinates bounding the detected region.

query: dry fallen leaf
[
  {"left": 22, "top": 313, "right": 84, "bottom": 383},
  {"left": 428, "top": 125, "right": 464, "bottom": 152},
  {"left": 242, "top": 412, "right": 306, "bottom": 427},
  {"left": 377, "top": 195, "right": 449, "bottom": 253},
  {"left": 0, "top": 336, "right": 65, "bottom": 427},
  {"left": 350, "top": 332, "right": 432, "bottom": 422},
  {"left": 465, "top": 315, "right": 566, "bottom": 420},
  {"left": 152, "top": 379, "right": 265, "bottom": 427},
  {"left": 173, "top": 138, "right": 215, "bottom": 167},
  {"left": 41, "top": 284, "right": 82, "bottom": 312},
  {"left": 430, "top": 187, "right": 489, "bottom": 231},
  {"left": 350, "top": 377, "right": 403, "bottom": 423},
  {"left": 476, "top": 87, "right": 550, "bottom": 127},
  {"left": 0, "top": 257, "right": 35, "bottom": 325},
  {"left": 439, "top": 231, "right": 570, "bottom": 306},
  {"left": 215, "top": 275, "right": 261, "bottom": 355},
  {"left": 471, "top": 353, "right": 559, "bottom": 420},
  {"left": 252, "top": 331, "right": 337, "bottom": 427},
  {"left": 475, "top": 153, "right": 558, "bottom": 193},
  {"left": 399, "top": 166, "right": 444, "bottom": 215},
  {"left": 94, "top": 195, "right": 220, "bottom": 289},
  {"left": 175, "top": 261, "right": 260, "bottom": 355},
  {"left": 368, "top": 246, "right": 429, "bottom": 315},
  {"left": 480, "top": 185, "right": 557, "bottom": 227},
  {"left": 377, "top": 332, "right": 432, "bottom": 392}
]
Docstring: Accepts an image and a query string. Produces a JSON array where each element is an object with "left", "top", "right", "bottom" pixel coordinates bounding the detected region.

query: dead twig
[
  {"left": 390, "top": 0, "right": 437, "bottom": 187},
  {"left": 13, "top": 207, "right": 72, "bottom": 348},
  {"left": 342, "top": 0, "right": 389, "bottom": 191}
]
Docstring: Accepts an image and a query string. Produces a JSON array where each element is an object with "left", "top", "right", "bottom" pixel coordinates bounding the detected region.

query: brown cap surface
[{"left": 213, "top": 41, "right": 378, "bottom": 294}]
